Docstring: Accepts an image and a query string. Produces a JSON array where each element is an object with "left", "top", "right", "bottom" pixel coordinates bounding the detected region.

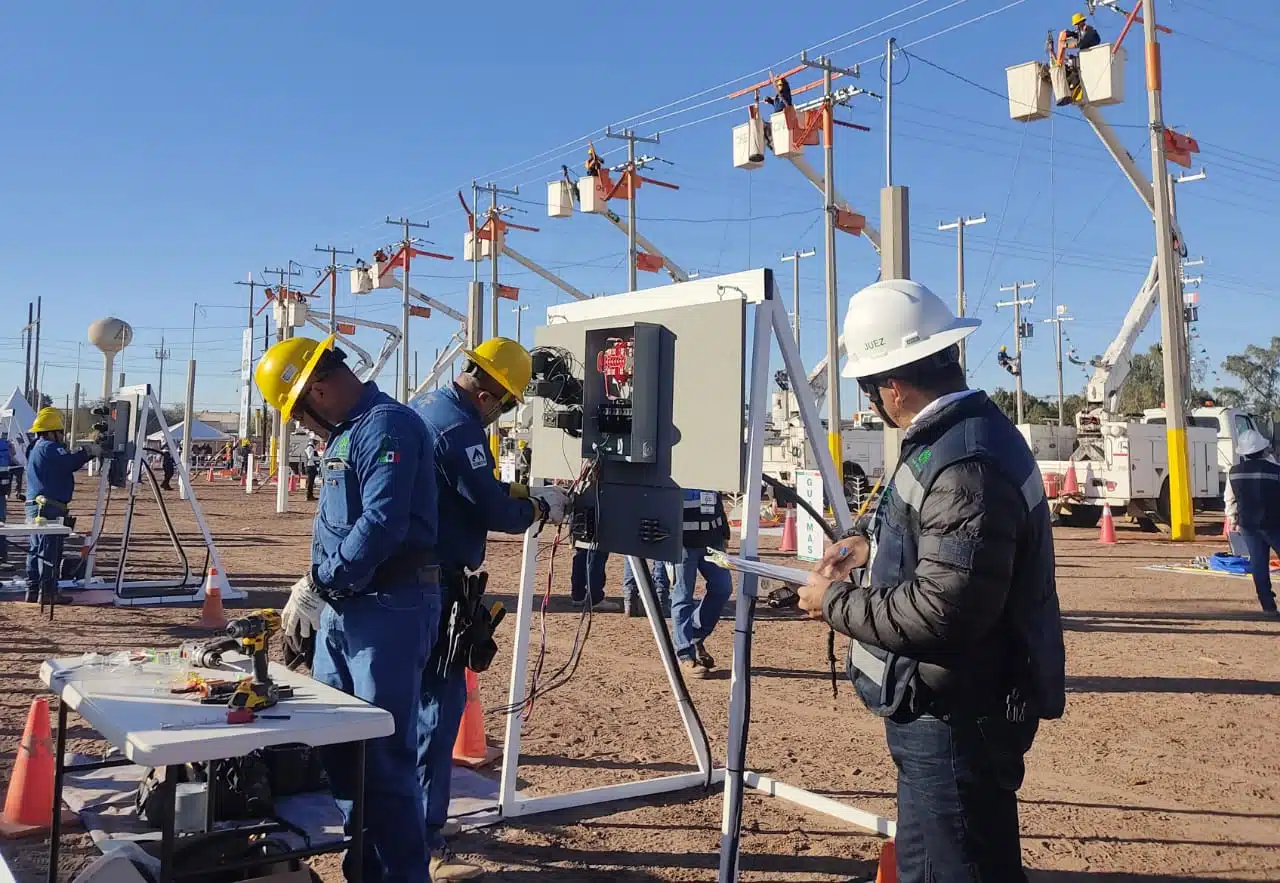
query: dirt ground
[{"left": 1, "top": 473, "right": 1278, "bottom": 882}]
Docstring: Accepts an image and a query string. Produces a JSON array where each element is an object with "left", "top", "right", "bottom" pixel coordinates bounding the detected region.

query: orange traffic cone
[
  {"left": 198, "top": 568, "right": 227, "bottom": 630},
  {"left": 1063, "top": 462, "right": 1080, "bottom": 496},
  {"left": 1098, "top": 503, "right": 1117, "bottom": 545},
  {"left": 779, "top": 506, "right": 797, "bottom": 554},
  {"left": 874, "top": 840, "right": 897, "bottom": 883},
  {"left": 1, "top": 698, "right": 56, "bottom": 838},
  {"left": 206, "top": 466, "right": 215, "bottom": 482},
  {"left": 288, "top": 473, "right": 299, "bottom": 493},
  {"left": 453, "top": 669, "right": 500, "bottom": 769}
]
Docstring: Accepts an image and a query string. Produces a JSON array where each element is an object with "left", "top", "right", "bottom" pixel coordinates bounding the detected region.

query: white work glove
[
  {"left": 281, "top": 572, "right": 328, "bottom": 640},
  {"left": 529, "top": 486, "right": 572, "bottom": 525}
]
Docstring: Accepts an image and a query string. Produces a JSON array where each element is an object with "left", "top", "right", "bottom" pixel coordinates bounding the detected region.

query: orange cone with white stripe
[
  {"left": 1098, "top": 503, "right": 1117, "bottom": 545},
  {"left": 779, "top": 506, "right": 797, "bottom": 554},
  {"left": 198, "top": 568, "right": 227, "bottom": 630}
]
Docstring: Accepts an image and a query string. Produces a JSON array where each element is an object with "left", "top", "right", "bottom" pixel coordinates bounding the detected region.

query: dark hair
[{"left": 862, "top": 344, "right": 966, "bottom": 396}]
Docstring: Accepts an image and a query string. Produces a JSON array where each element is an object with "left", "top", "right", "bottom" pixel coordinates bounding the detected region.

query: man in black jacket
[{"left": 798, "top": 279, "right": 1066, "bottom": 883}]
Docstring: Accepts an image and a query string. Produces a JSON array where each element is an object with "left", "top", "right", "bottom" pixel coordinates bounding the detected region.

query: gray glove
[
  {"left": 529, "top": 486, "right": 572, "bottom": 525},
  {"left": 281, "top": 572, "right": 328, "bottom": 640}
]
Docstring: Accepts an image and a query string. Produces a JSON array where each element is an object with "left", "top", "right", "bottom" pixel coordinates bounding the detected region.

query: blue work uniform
[
  {"left": 670, "top": 490, "right": 733, "bottom": 662},
  {"left": 0, "top": 438, "right": 11, "bottom": 560},
  {"left": 1227, "top": 454, "right": 1280, "bottom": 613},
  {"left": 308, "top": 382, "right": 440, "bottom": 883},
  {"left": 24, "top": 437, "right": 91, "bottom": 602},
  {"left": 409, "top": 383, "right": 538, "bottom": 850}
]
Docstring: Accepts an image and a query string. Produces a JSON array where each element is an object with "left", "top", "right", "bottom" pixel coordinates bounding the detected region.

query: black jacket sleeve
[{"left": 822, "top": 458, "right": 1024, "bottom": 659}]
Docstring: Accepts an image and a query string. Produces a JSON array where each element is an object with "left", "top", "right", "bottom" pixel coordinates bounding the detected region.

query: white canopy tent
[
  {"left": 146, "top": 419, "right": 230, "bottom": 444},
  {"left": 1, "top": 388, "right": 37, "bottom": 437}
]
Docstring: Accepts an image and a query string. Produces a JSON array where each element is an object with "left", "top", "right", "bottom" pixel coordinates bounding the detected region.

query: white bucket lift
[
  {"left": 576, "top": 177, "right": 606, "bottom": 214},
  {"left": 768, "top": 111, "right": 805, "bottom": 159},
  {"left": 464, "top": 229, "right": 500, "bottom": 262},
  {"left": 547, "top": 180, "right": 575, "bottom": 218},
  {"left": 351, "top": 255, "right": 392, "bottom": 294},
  {"left": 732, "top": 117, "right": 766, "bottom": 170},
  {"left": 271, "top": 296, "right": 307, "bottom": 329},
  {"left": 1005, "top": 61, "right": 1051, "bottom": 121},
  {"left": 1079, "top": 44, "right": 1126, "bottom": 106}
]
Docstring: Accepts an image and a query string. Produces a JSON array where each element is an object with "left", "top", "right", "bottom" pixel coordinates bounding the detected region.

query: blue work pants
[
  {"left": 570, "top": 547, "right": 608, "bottom": 604},
  {"left": 312, "top": 586, "right": 440, "bottom": 883},
  {"left": 885, "top": 711, "right": 1037, "bottom": 883},
  {"left": 670, "top": 545, "right": 733, "bottom": 660},
  {"left": 417, "top": 663, "right": 468, "bottom": 851},
  {"left": 24, "top": 500, "right": 66, "bottom": 603},
  {"left": 1241, "top": 528, "right": 1280, "bottom": 612},
  {"left": 621, "top": 558, "right": 671, "bottom": 609},
  {"left": 0, "top": 491, "right": 7, "bottom": 560}
]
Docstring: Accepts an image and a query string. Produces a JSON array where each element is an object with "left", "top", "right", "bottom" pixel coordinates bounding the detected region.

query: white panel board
[{"left": 796, "top": 469, "right": 824, "bottom": 562}]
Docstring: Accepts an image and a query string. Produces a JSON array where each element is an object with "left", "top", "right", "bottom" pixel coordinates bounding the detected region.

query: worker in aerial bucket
[
  {"left": 797, "top": 279, "right": 1066, "bottom": 882},
  {"left": 1224, "top": 428, "right": 1280, "bottom": 617},
  {"left": 585, "top": 142, "right": 604, "bottom": 178},
  {"left": 24, "top": 407, "right": 99, "bottom": 605},
  {"left": 258, "top": 335, "right": 441, "bottom": 883},
  {"left": 410, "top": 337, "right": 571, "bottom": 880},
  {"left": 1058, "top": 11, "right": 1102, "bottom": 105}
]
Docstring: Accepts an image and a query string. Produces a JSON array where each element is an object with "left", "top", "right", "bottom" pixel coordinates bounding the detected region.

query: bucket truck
[{"left": 1004, "top": 30, "right": 1250, "bottom": 526}]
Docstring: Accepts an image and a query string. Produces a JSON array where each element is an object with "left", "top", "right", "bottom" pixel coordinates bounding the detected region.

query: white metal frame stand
[
  {"left": 492, "top": 276, "right": 894, "bottom": 881},
  {"left": 79, "top": 385, "right": 244, "bottom": 606}
]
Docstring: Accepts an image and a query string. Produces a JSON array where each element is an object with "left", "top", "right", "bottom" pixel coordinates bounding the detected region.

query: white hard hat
[
  {"left": 1237, "top": 428, "right": 1271, "bottom": 457},
  {"left": 841, "top": 279, "right": 981, "bottom": 379}
]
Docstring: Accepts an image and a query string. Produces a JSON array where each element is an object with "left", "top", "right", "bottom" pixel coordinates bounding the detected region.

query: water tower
[{"left": 88, "top": 317, "right": 133, "bottom": 399}]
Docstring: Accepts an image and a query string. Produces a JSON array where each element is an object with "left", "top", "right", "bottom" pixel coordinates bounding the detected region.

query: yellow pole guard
[
  {"left": 828, "top": 433, "right": 843, "bottom": 487},
  {"left": 1165, "top": 426, "right": 1195, "bottom": 541},
  {"left": 269, "top": 436, "right": 279, "bottom": 473},
  {"left": 489, "top": 431, "right": 501, "bottom": 480}
]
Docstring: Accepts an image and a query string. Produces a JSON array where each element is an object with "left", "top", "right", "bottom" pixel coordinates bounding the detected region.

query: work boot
[
  {"left": 430, "top": 847, "right": 484, "bottom": 881},
  {"left": 680, "top": 656, "right": 709, "bottom": 680},
  {"left": 694, "top": 641, "right": 715, "bottom": 670}
]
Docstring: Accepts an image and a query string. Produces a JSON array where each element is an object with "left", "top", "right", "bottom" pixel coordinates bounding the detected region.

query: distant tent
[
  {"left": 0, "top": 388, "right": 37, "bottom": 437},
  {"left": 147, "top": 419, "right": 231, "bottom": 444}
]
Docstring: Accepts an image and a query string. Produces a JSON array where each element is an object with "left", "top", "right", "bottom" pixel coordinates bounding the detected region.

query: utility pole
[
  {"left": 1042, "top": 305, "right": 1074, "bottom": 426},
  {"left": 22, "top": 302, "right": 33, "bottom": 405},
  {"left": 937, "top": 214, "right": 986, "bottom": 374},
  {"left": 1141, "top": 0, "right": 1194, "bottom": 541},
  {"left": 314, "top": 244, "right": 355, "bottom": 337},
  {"left": 31, "top": 297, "right": 42, "bottom": 408},
  {"left": 386, "top": 216, "right": 431, "bottom": 404},
  {"left": 885, "top": 37, "right": 895, "bottom": 186},
  {"left": 779, "top": 248, "right": 816, "bottom": 350},
  {"left": 265, "top": 262, "right": 302, "bottom": 515},
  {"left": 234, "top": 275, "right": 265, "bottom": 442},
  {"left": 800, "top": 51, "right": 860, "bottom": 488},
  {"left": 997, "top": 281, "right": 1037, "bottom": 424},
  {"left": 513, "top": 304, "right": 529, "bottom": 348},
  {"left": 476, "top": 182, "right": 521, "bottom": 336},
  {"left": 606, "top": 127, "right": 662, "bottom": 291},
  {"left": 154, "top": 334, "right": 171, "bottom": 406}
]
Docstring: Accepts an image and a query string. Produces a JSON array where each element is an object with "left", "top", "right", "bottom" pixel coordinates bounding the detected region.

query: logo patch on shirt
[
  {"left": 465, "top": 444, "right": 488, "bottom": 470},
  {"left": 379, "top": 450, "right": 400, "bottom": 464}
]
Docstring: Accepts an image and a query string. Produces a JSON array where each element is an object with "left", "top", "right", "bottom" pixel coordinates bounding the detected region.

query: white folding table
[{"left": 40, "top": 654, "right": 394, "bottom": 883}]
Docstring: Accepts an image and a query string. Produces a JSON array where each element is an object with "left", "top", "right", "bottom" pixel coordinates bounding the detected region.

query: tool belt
[
  {"left": 371, "top": 549, "right": 439, "bottom": 588},
  {"left": 434, "top": 569, "right": 506, "bottom": 677}
]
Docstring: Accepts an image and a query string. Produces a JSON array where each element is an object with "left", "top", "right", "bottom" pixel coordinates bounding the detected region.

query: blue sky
[{"left": 2, "top": 1, "right": 1277, "bottom": 414}]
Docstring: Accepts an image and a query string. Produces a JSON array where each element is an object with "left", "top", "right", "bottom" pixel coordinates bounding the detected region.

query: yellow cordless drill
[{"left": 224, "top": 609, "right": 293, "bottom": 720}]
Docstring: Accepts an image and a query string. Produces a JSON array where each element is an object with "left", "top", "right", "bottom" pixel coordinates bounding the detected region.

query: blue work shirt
[
  {"left": 410, "top": 383, "right": 536, "bottom": 572},
  {"left": 0, "top": 438, "right": 11, "bottom": 469},
  {"left": 311, "top": 382, "right": 438, "bottom": 595},
  {"left": 25, "top": 438, "right": 91, "bottom": 505}
]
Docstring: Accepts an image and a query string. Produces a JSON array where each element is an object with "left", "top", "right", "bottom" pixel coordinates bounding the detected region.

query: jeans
[
  {"left": 24, "top": 499, "right": 67, "bottom": 603},
  {"left": 885, "top": 711, "right": 1038, "bottom": 883},
  {"left": 670, "top": 545, "right": 733, "bottom": 660},
  {"left": 312, "top": 586, "right": 440, "bottom": 883},
  {"left": 571, "top": 547, "right": 608, "bottom": 604},
  {"left": 418, "top": 664, "right": 468, "bottom": 851},
  {"left": 1241, "top": 528, "right": 1280, "bottom": 611},
  {"left": 0, "top": 491, "right": 7, "bottom": 560},
  {"left": 621, "top": 558, "right": 671, "bottom": 607}
]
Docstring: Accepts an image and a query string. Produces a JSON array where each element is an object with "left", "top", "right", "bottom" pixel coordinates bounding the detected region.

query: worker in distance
[
  {"left": 257, "top": 335, "right": 442, "bottom": 883},
  {"left": 1224, "top": 428, "right": 1280, "bottom": 617},
  {"left": 797, "top": 279, "right": 1066, "bottom": 882}
]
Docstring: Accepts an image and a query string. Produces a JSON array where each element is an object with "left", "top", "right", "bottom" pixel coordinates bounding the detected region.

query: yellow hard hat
[
  {"left": 30, "top": 407, "right": 65, "bottom": 433},
  {"left": 1072, "top": 12, "right": 1086, "bottom": 26},
  {"left": 254, "top": 335, "right": 335, "bottom": 422},
  {"left": 464, "top": 337, "right": 532, "bottom": 402}
]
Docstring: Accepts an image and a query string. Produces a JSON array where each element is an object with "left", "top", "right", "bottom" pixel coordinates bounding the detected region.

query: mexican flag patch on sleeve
[{"left": 379, "top": 450, "right": 400, "bottom": 464}]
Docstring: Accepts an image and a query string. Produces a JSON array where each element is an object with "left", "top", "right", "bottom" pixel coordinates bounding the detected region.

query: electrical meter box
[
  {"left": 582, "top": 323, "right": 668, "bottom": 464},
  {"left": 733, "top": 119, "right": 766, "bottom": 170},
  {"left": 577, "top": 177, "right": 606, "bottom": 214},
  {"left": 1006, "top": 61, "right": 1051, "bottom": 121},
  {"left": 1079, "top": 44, "right": 1125, "bottom": 107},
  {"left": 547, "top": 180, "right": 575, "bottom": 218}
]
